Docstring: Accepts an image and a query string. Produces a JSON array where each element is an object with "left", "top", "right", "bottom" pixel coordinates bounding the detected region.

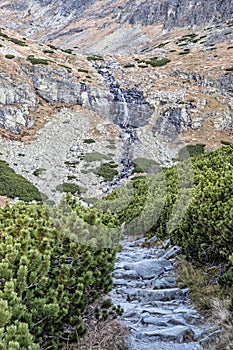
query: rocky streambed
[{"left": 109, "top": 237, "right": 218, "bottom": 350}]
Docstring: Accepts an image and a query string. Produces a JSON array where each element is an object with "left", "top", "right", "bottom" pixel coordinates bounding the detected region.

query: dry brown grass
[
  {"left": 67, "top": 319, "right": 129, "bottom": 350},
  {"left": 206, "top": 298, "right": 233, "bottom": 350},
  {"left": 175, "top": 258, "right": 222, "bottom": 311},
  {"left": 175, "top": 258, "right": 233, "bottom": 350}
]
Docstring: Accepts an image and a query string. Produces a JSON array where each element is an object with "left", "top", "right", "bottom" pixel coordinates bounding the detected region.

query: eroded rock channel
[
  {"left": 110, "top": 238, "right": 217, "bottom": 350},
  {"left": 93, "top": 62, "right": 152, "bottom": 192}
]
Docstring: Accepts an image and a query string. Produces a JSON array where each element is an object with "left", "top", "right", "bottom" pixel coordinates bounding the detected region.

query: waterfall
[
  {"left": 118, "top": 88, "right": 129, "bottom": 127},
  {"left": 93, "top": 62, "right": 150, "bottom": 193},
  {"left": 103, "top": 88, "right": 138, "bottom": 193}
]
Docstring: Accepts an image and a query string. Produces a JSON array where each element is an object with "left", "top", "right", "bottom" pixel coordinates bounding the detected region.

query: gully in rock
[{"left": 94, "top": 62, "right": 152, "bottom": 192}]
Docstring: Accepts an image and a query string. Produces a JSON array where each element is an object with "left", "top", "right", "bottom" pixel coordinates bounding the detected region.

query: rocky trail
[{"left": 110, "top": 238, "right": 218, "bottom": 350}]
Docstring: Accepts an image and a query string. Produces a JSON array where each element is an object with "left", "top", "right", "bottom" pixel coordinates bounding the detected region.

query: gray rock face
[
  {"left": 0, "top": 60, "right": 151, "bottom": 134},
  {"left": 0, "top": 106, "right": 33, "bottom": 134},
  {"left": 116, "top": 0, "right": 233, "bottom": 28},
  {"left": 2, "top": 0, "right": 232, "bottom": 35},
  {"left": 109, "top": 239, "right": 217, "bottom": 350},
  {"left": 30, "top": 66, "right": 84, "bottom": 105},
  {"left": 0, "top": 72, "right": 36, "bottom": 133},
  {"left": 218, "top": 74, "right": 233, "bottom": 97},
  {"left": 153, "top": 107, "right": 191, "bottom": 140}
]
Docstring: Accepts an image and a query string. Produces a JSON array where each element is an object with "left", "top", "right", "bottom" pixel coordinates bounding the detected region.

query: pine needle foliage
[
  {"left": 0, "top": 196, "right": 121, "bottom": 349},
  {"left": 101, "top": 144, "right": 233, "bottom": 308}
]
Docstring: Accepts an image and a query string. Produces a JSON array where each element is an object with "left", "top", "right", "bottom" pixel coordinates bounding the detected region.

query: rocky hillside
[
  {"left": 0, "top": 0, "right": 233, "bottom": 53},
  {"left": 0, "top": 2, "right": 232, "bottom": 202}
]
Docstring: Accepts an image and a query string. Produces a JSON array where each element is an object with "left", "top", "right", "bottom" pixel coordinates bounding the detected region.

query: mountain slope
[
  {"left": 0, "top": 1, "right": 232, "bottom": 201},
  {"left": 0, "top": 0, "right": 233, "bottom": 53}
]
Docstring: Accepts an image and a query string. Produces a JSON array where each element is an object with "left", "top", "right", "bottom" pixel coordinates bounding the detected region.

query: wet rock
[{"left": 153, "top": 107, "right": 191, "bottom": 140}]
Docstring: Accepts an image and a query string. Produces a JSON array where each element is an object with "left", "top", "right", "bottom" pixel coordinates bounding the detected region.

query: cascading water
[
  {"left": 119, "top": 88, "right": 130, "bottom": 128},
  {"left": 92, "top": 61, "right": 152, "bottom": 192},
  {"left": 104, "top": 88, "right": 139, "bottom": 192}
]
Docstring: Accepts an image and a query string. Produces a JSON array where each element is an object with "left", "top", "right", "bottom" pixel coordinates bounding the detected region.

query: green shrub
[
  {"left": 106, "top": 144, "right": 116, "bottom": 150},
  {"left": 146, "top": 57, "right": 171, "bottom": 67},
  {"left": 58, "top": 64, "right": 72, "bottom": 72},
  {"left": 83, "top": 139, "right": 95, "bottom": 144},
  {"left": 138, "top": 64, "right": 148, "bottom": 68},
  {"left": 81, "top": 152, "right": 111, "bottom": 163},
  {"left": 56, "top": 183, "right": 87, "bottom": 194},
  {"left": 83, "top": 197, "right": 98, "bottom": 205},
  {"left": 142, "top": 145, "right": 233, "bottom": 307},
  {"left": 48, "top": 44, "right": 58, "bottom": 50},
  {"left": 154, "top": 42, "right": 170, "bottom": 48},
  {"left": 0, "top": 197, "right": 120, "bottom": 348},
  {"left": 64, "top": 161, "right": 79, "bottom": 167},
  {"left": 62, "top": 48, "right": 73, "bottom": 54},
  {"left": 0, "top": 31, "right": 9, "bottom": 38},
  {"left": 43, "top": 49, "right": 54, "bottom": 54},
  {"left": 8, "top": 37, "right": 27, "bottom": 46},
  {"left": 33, "top": 168, "right": 46, "bottom": 177},
  {"left": 221, "top": 140, "right": 232, "bottom": 145},
  {"left": 5, "top": 54, "right": 15, "bottom": 59},
  {"left": 27, "top": 56, "right": 49, "bottom": 65},
  {"left": 96, "top": 163, "right": 118, "bottom": 182},
  {"left": 0, "top": 160, "right": 42, "bottom": 201},
  {"left": 67, "top": 175, "right": 77, "bottom": 180},
  {"left": 123, "top": 63, "right": 135, "bottom": 68},
  {"left": 86, "top": 55, "right": 104, "bottom": 61},
  {"left": 78, "top": 68, "right": 89, "bottom": 73},
  {"left": 225, "top": 66, "right": 233, "bottom": 72},
  {"left": 178, "top": 144, "right": 206, "bottom": 160},
  {"left": 0, "top": 32, "right": 27, "bottom": 45},
  {"left": 133, "top": 157, "right": 160, "bottom": 174}
]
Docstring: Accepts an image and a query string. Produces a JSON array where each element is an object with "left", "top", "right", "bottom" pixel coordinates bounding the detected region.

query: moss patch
[{"left": 81, "top": 152, "right": 111, "bottom": 163}]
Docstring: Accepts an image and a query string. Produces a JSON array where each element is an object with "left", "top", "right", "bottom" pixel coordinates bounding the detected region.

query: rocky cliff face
[{"left": 115, "top": 0, "right": 233, "bottom": 28}]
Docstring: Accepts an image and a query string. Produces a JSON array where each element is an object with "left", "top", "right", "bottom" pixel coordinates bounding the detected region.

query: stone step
[
  {"left": 123, "top": 287, "right": 190, "bottom": 302},
  {"left": 109, "top": 239, "right": 214, "bottom": 350},
  {"left": 144, "top": 325, "right": 196, "bottom": 342},
  {"left": 128, "top": 338, "right": 203, "bottom": 350},
  {"left": 113, "top": 275, "right": 177, "bottom": 289}
]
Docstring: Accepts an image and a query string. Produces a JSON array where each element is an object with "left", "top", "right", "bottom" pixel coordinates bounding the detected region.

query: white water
[{"left": 118, "top": 88, "right": 130, "bottom": 127}]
